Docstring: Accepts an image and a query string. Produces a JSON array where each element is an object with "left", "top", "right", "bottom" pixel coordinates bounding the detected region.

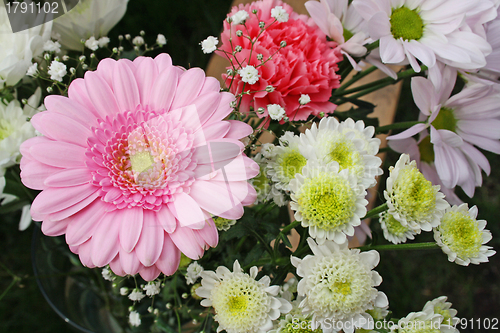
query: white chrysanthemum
[
  {"left": 200, "top": 36, "right": 218, "bottom": 54},
  {"left": 290, "top": 161, "right": 368, "bottom": 245},
  {"left": 52, "top": 0, "right": 129, "bottom": 51},
  {"left": 231, "top": 10, "right": 250, "bottom": 25},
  {"left": 271, "top": 6, "right": 289, "bottom": 23},
  {"left": 213, "top": 216, "right": 238, "bottom": 231},
  {"left": 422, "top": 296, "right": 459, "bottom": 330},
  {"left": 269, "top": 298, "right": 322, "bottom": 333},
  {"left": 392, "top": 308, "right": 453, "bottom": 333},
  {"left": 300, "top": 117, "right": 382, "bottom": 189},
  {"left": 291, "top": 239, "right": 388, "bottom": 333},
  {"left": 186, "top": 262, "right": 204, "bottom": 285},
  {"left": 268, "top": 104, "right": 286, "bottom": 121},
  {"left": 0, "top": 88, "right": 43, "bottom": 169},
  {"left": 196, "top": 260, "right": 292, "bottom": 333},
  {"left": 434, "top": 204, "right": 495, "bottom": 266},
  {"left": 128, "top": 288, "right": 145, "bottom": 302},
  {"left": 379, "top": 211, "right": 417, "bottom": 245},
  {"left": 250, "top": 153, "right": 272, "bottom": 204},
  {"left": 352, "top": 0, "right": 491, "bottom": 72},
  {"left": 267, "top": 132, "right": 308, "bottom": 191},
  {"left": 384, "top": 154, "right": 449, "bottom": 233},
  {"left": 156, "top": 34, "right": 167, "bottom": 46},
  {"left": 129, "top": 310, "right": 141, "bottom": 327},
  {"left": 239, "top": 65, "right": 260, "bottom": 85},
  {"left": 47, "top": 60, "right": 67, "bottom": 82},
  {"left": 143, "top": 281, "right": 161, "bottom": 296},
  {"left": 85, "top": 36, "right": 100, "bottom": 51}
]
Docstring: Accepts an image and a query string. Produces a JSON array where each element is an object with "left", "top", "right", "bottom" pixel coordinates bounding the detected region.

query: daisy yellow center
[
  {"left": 418, "top": 136, "right": 435, "bottom": 164},
  {"left": 431, "top": 107, "right": 457, "bottom": 132},
  {"left": 383, "top": 212, "right": 410, "bottom": 236},
  {"left": 211, "top": 274, "right": 270, "bottom": 332},
  {"left": 399, "top": 321, "right": 440, "bottom": 333},
  {"left": 390, "top": 7, "right": 424, "bottom": 41},
  {"left": 284, "top": 319, "right": 322, "bottom": 333},
  {"left": 280, "top": 150, "right": 307, "bottom": 180},
  {"left": 297, "top": 174, "right": 356, "bottom": 231},
  {"left": 0, "top": 119, "right": 14, "bottom": 140},
  {"left": 439, "top": 211, "right": 482, "bottom": 259},
  {"left": 307, "top": 254, "right": 376, "bottom": 315},
  {"left": 393, "top": 167, "right": 436, "bottom": 221}
]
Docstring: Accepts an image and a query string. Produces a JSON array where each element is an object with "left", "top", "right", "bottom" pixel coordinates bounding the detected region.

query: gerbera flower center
[
  {"left": 297, "top": 174, "right": 356, "bottom": 231},
  {"left": 390, "top": 7, "right": 424, "bottom": 41},
  {"left": 438, "top": 211, "right": 482, "bottom": 259},
  {"left": 431, "top": 107, "right": 457, "bottom": 132},
  {"left": 279, "top": 149, "right": 307, "bottom": 180},
  {"left": 382, "top": 211, "right": 411, "bottom": 236},
  {"left": 418, "top": 136, "right": 435, "bottom": 164},
  {"left": 211, "top": 274, "right": 270, "bottom": 332},
  {"left": 392, "top": 168, "right": 436, "bottom": 221}
]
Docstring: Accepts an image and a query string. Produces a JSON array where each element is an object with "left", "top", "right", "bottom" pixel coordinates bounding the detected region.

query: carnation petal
[
  {"left": 155, "top": 234, "right": 181, "bottom": 276},
  {"left": 135, "top": 210, "right": 164, "bottom": 267},
  {"left": 119, "top": 207, "right": 144, "bottom": 253}
]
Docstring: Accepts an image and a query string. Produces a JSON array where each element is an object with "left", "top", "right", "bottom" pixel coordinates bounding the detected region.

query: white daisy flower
[
  {"left": 267, "top": 104, "right": 286, "bottom": 121},
  {"left": 250, "top": 153, "right": 272, "bottom": 204},
  {"left": 200, "top": 36, "right": 219, "bottom": 54},
  {"left": 434, "top": 204, "right": 496, "bottom": 266},
  {"left": 384, "top": 154, "right": 449, "bottom": 233},
  {"left": 47, "top": 60, "right": 67, "bottom": 82},
  {"left": 186, "top": 262, "right": 204, "bottom": 285},
  {"left": 422, "top": 296, "right": 459, "bottom": 330},
  {"left": 267, "top": 132, "right": 308, "bottom": 191},
  {"left": 271, "top": 6, "right": 289, "bottom": 23},
  {"left": 392, "top": 309, "right": 449, "bottom": 333},
  {"left": 213, "top": 216, "right": 238, "bottom": 231},
  {"left": 352, "top": 0, "right": 491, "bottom": 72},
  {"left": 300, "top": 117, "right": 382, "bottom": 189},
  {"left": 306, "top": 0, "right": 369, "bottom": 70},
  {"left": 231, "top": 10, "right": 250, "bottom": 25},
  {"left": 290, "top": 161, "right": 367, "bottom": 245},
  {"left": 379, "top": 211, "right": 417, "bottom": 245},
  {"left": 196, "top": 260, "right": 292, "bottom": 333},
  {"left": 291, "top": 238, "right": 388, "bottom": 333},
  {"left": 238, "top": 65, "right": 260, "bottom": 85}
]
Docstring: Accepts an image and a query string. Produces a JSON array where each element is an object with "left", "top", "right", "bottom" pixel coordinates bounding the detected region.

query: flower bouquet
[{"left": 1, "top": 0, "right": 499, "bottom": 332}]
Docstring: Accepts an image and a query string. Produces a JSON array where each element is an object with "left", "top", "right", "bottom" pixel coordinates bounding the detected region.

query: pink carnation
[
  {"left": 219, "top": 0, "right": 342, "bottom": 121},
  {"left": 20, "top": 55, "right": 258, "bottom": 281}
]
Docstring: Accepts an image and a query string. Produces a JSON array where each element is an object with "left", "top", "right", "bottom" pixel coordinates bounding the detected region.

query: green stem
[
  {"left": 0, "top": 277, "right": 20, "bottom": 302},
  {"left": 334, "top": 65, "right": 377, "bottom": 95},
  {"left": 243, "top": 256, "right": 288, "bottom": 270},
  {"left": 376, "top": 121, "right": 424, "bottom": 134},
  {"left": 361, "top": 202, "right": 388, "bottom": 220},
  {"left": 281, "top": 220, "right": 300, "bottom": 235},
  {"left": 357, "top": 242, "right": 440, "bottom": 252}
]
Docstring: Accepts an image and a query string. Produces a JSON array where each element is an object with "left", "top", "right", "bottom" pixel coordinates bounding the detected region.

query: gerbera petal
[
  {"left": 84, "top": 71, "right": 121, "bottom": 119},
  {"left": 193, "top": 218, "right": 218, "bottom": 248},
  {"left": 29, "top": 141, "right": 86, "bottom": 168},
  {"left": 119, "top": 248, "right": 142, "bottom": 275},
  {"left": 139, "top": 266, "right": 161, "bottom": 281},
  {"left": 149, "top": 65, "right": 179, "bottom": 112},
  {"left": 155, "top": 234, "right": 181, "bottom": 276},
  {"left": 90, "top": 210, "right": 121, "bottom": 267},
  {"left": 109, "top": 256, "right": 126, "bottom": 276},
  {"left": 153, "top": 53, "right": 173, "bottom": 72},
  {"left": 31, "top": 184, "right": 98, "bottom": 217},
  {"left": 156, "top": 207, "right": 177, "bottom": 233},
  {"left": 67, "top": 78, "right": 101, "bottom": 120},
  {"left": 119, "top": 207, "right": 144, "bottom": 253},
  {"left": 41, "top": 217, "right": 70, "bottom": 236},
  {"left": 65, "top": 200, "right": 107, "bottom": 246},
  {"left": 171, "top": 68, "right": 206, "bottom": 109},
  {"left": 44, "top": 168, "right": 92, "bottom": 187},
  {"left": 134, "top": 57, "right": 159, "bottom": 106},
  {"left": 135, "top": 210, "right": 164, "bottom": 267},
  {"left": 112, "top": 60, "right": 141, "bottom": 112},
  {"left": 169, "top": 223, "right": 204, "bottom": 260},
  {"left": 168, "top": 192, "right": 206, "bottom": 229},
  {"left": 225, "top": 120, "right": 253, "bottom": 139},
  {"left": 21, "top": 160, "right": 63, "bottom": 190},
  {"left": 31, "top": 112, "right": 93, "bottom": 147},
  {"left": 48, "top": 191, "right": 99, "bottom": 222}
]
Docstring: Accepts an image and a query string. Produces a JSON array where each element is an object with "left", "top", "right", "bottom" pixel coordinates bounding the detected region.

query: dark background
[{"left": 1, "top": 0, "right": 499, "bottom": 332}]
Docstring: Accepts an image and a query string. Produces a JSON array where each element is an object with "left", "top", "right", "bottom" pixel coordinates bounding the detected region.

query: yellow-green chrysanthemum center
[
  {"left": 297, "top": 173, "right": 356, "bottom": 230},
  {"left": 213, "top": 216, "right": 236, "bottom": 231},
  {"left": 434, "top": 305, "right": 453, "bottom": 326},
  {"left": 399, "top": 321, "right": 440, "bottom": 333},
  {"left": 283, "top": 319, "right": 323, "bottom": 333},
  {"left": 307, "top": 254, "right": 375, "bottom": 315},
  {"left": 418, "top": 136, "right": 435, "bottom": 164},
  {"left": 279, "top": 149, "right": 307, "bottom": 180},
  {"left": 439, "top": 211, "right": 483, "bottom": 259},
  {"left": 252, "top": 166, "right": 271, "bottom": 199},
  {"left": 211, "top": 274, "right": 270, "bottom": 332},
  {"left": 392, "top": 167, "right": 436, "bottom": 221},
  {"left": 432, "top": 107, "right": 457, "bottom": 132},
  {"left": 390, "top": 7, "right": 424, "bottom": 41},
  {"left": 0, "top": 119, "right": 14, "bottom": 140},
  {"left": 382, "top": 212, "right": 410, "bottom": 236},
  {"left": 328, "top": 138, "right": 363, "bottom": 172}
]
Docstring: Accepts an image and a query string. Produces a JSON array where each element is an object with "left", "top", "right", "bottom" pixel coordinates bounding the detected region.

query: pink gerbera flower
[
  {"left": 20, "top": 54, "right": 259, "bottom": 281},
  {"left": 219, "top": 0, "right": 342, "bottom": 121}
]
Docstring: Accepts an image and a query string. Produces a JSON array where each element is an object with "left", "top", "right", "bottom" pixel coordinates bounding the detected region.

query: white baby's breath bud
[
  {"left": 120, "top": 287, "right": 129, "bottom": 296},
  {"left": 319, "top": 112, "right": 325, "bottom": 117},
  {"left": 236, "top": 30, "right": 243, "bottom": 37},
  {"left": 283, "top": 116, "right": 289, "bottom": 122},
  {"left": 69, "top": 67, "right": 76, "bottom": 74},
  {"left": 134, "top": 46, "right": 140, "bottom": 51},
  {"left": 125, "top": 34, "right": 131, "bottom": 40},
  {"left": 265, "top": 85, "right": 274, "bottom": 92},
  {"left": 82, "top": 64, "right": 88, "bottom": 70},
  {"left": 148, "top": 306, "right": 153, "bottom": 313},
  {"left": 192, "top": 319, "right": 198, "bottom": 325},
  {"left": 166, "top": 303, "right": 172, "bottom": 309},
  {"left": 235, "top": 45, "right": 242, "bottom": 52},
  {"left": 156, "top": 34, "right": 167, "bottom": 46},
  {"left": 118, "top": 46, "right": 124, "bottom": 52},
  {"left": 62, "top": 55, "right": 69, "bottom": 61},
  {"left": 259, "top": 21, "right": 265, "bottom": 29},
  {"left": 80, "top": 38, "right": 85, "bottom": 44},
  {"left": 257, "top": 53, "right": 263, "bottom": 61},
  {"left": 140, "top": 30, "right": 145, "bottom": 36},
  {"left": 153, "top": 309, "right": 159, "bottom": 315},
  {"left": 226, "top": 68, "right": 234, "bottom": 76},
  {"left": 54, "top": 56, "right": 60, "bottom": 62},
  {"left": 44, "top": 53, "right": 51, "bottom": 60},
  {"left": 132, "top": 36, "right": 145, "bottom": 46},
  {"left": 90, "top": 53, "right": 96, "bottom": 59},
  {"left": 230, "top": 100, "right": 237, "bottom": 108},
  {"left": 47, "top": 86, "right": 53, "bottom": 93},
  {"left": 79, "top": 55, "right": 86, "bottom": 62},
  {"left": 257, "top": 107, "right": 265, "bottom": 115},
  {"left": 113, "top": 47, "right": 118, "bottom": 53},
  {"left": 21, "top": 98, "right": 28, "bottom": 104},
  {"left": 118, "top": 35, "right": 124, "bottom": 41},
  {"left": 280, "top": 40, "right": 287, "bottom": 47},
  {"left": 252, "top": 9, "right": 258, "bottom": 14},
  {"left": 182, "top": 293, "right": 189, "bottom": 299}
]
